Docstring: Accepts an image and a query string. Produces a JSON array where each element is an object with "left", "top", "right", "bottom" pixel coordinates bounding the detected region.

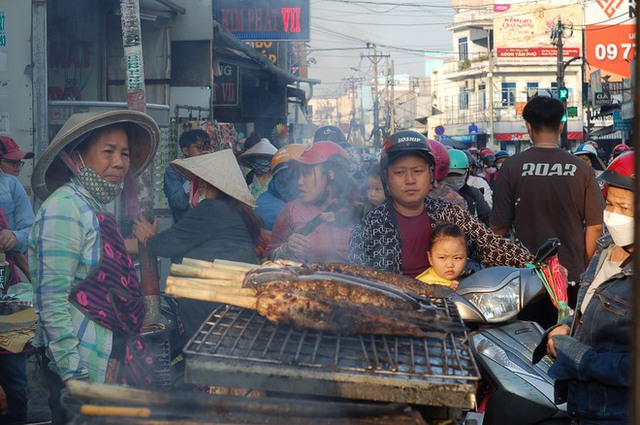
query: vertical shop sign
[
  {"left": 212, "top": 62, "right": 240, "bottom": 107},
  {"left": 0, "top": 12, "right": 6, "bottom": 47}
]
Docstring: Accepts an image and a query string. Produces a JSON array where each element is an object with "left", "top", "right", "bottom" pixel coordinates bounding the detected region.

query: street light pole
[{"left": 555, "top": 18, "right": 569, "bottom": 150}]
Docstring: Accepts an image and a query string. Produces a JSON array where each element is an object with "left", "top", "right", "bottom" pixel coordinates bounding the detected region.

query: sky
[{"left": 307, "top": 0, "right": 456, "bottom": 97}]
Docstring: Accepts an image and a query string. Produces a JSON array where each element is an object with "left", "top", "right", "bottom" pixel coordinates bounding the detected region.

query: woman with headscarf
[
  {"left": 132, "top": 149, "right": 261, "bottom": 338},
  {"left": 266, "top": 141, "right": 359, "bottom": 263},
  {"left": 29, "top": 110, "right": 159, "bottom": 424}
]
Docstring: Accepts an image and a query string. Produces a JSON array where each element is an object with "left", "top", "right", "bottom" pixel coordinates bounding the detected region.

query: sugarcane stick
[
  {"left": 213, "top": 259, "right": 256, "bottom": 273},
  {"left": 166, "top": 285, "right": 257, "bottom": 310},
  {"left": 181, "top": 257, "right": 216, "bottom": 269},
  {"left": 166, "top": 275, "right": 244, "bottom": 289},
  {"left": 170, "top": 264, "right": 244, "bottom": 282},
  {"left": 81, "top": 405, "right": 151, "bottom": 418},
  {"left": 166, "top": 276, "right": 255, "bottom": 296}
]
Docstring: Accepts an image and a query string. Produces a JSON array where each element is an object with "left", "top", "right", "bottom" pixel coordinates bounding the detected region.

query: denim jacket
[
  {"left": 0, "top": 174, "right": 34, "bottom": 253},
  {"left": 548, "top": 235, "right": 631, "bottom": 421}
]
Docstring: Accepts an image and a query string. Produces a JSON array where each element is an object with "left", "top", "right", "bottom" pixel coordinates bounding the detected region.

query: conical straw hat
[
  {"left": 32, "top": 110, "right": 159, "bottom": 201},
  {"left": 171, "top": 149, "right": 256, "bottom": 208}
]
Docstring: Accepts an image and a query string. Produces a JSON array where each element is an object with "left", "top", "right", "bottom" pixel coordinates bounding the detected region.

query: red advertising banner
[{"left": 585, "top": 1, "right": 636, "bottom": 79}]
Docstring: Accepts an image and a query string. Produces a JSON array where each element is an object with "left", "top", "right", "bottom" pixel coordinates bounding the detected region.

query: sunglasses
[{"left": 1, "top": 159, "right": 25, "bottom": 169}]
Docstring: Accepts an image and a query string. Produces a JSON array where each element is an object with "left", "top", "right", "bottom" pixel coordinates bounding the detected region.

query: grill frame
[{"left": 184, "top": 299, "right": 479, "bottom": 408}]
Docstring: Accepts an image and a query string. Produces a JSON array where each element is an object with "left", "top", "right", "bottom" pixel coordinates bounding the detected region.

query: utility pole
[
  {"left": 487, "top": 29, "right": 494, "bottom": 150},
  {"left": 361, "top": 45, "right": 389, "bottom": 147},
  {"left": 120, "top": 0, "right": 161, "bottom": 325},
  {"left": 554, "top": 18, "right": 569, "bottom": 150},
  {"left": 390, "top": 60, "right": 395, "bottom": 133}
]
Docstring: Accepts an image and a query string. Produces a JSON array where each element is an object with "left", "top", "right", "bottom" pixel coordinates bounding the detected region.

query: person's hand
[
  {"left": 133, "top": 217, "right": 159, "bottom": 244},
  {"left": 0, "top": 384, "right": 7, "bottom": 415},
  {"left": 547, "top": 324, "right": 571, "bottom": 357},
  {"left": 319, "top": 211, "right": 336, "bottom": 223},
  {"left": 449, "top": 280, "right": 459, "bottom": 291},
  {"left": 0, "top": 229, "right": 16, "bottom": 251},
  {"left": 285, "top": 233, "right": 311, "bottom": 258},
  {"left": 182, "top": 180, "right": 191, "bottom": 196}
]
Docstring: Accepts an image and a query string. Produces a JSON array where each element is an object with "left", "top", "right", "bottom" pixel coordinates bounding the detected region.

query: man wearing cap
[
  {"left": 164, "top": 129, "right": 210, "bottom": 223},
  {"left": 29, "top": 110, "right": 159, "bottom": 424},
  {"left": 0, "top": 136, "right": 34, "bottom": 177},
  {"left": 0, "top": 138, "right": 35, "bottom": 424}
]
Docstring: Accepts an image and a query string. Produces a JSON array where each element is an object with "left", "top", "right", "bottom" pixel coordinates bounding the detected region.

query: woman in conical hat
[
  {"left": 28, "top": 110, "right": 159, "bottom": 425},
  {"left": 132, "top": 149, "right": 261, "bottom": 338}
]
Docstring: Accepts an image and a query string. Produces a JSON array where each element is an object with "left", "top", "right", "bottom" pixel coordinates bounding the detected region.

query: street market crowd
[{"left": 0, "top": 95, "right": 634, "bottom": 424}]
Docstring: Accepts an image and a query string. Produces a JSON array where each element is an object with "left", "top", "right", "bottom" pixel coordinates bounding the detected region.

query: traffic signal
[
  {"left": 559, "top": 87, "right": 569, "bottom": 100},
  {"left": 561, "top": 113, "right": 567, "bottom": 123}
]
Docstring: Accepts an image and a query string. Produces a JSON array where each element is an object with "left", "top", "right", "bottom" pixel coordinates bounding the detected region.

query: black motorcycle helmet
[
  {"left": 379, "top": 130, "right": 435, "bottom": 170},
  {"left": 313, "top": 125, "right": 348, "bottom": 148}
]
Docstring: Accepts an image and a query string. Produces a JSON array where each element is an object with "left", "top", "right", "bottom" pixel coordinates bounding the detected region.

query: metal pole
[
  {"left": 31, "top": 0, "right": 48, "bottom": 198},
  {"left": 390, "top": 60, "right": 395, "bottom": 134},
  {"left": 487, "top": 29, "right": 494, "bottom": 150},
  {"left": 632, "top": 15, "right": 640, "bottom": 423},
  {"left": 556, "top": 18, "right": 569, "bottom": 150},
  {"left": 120, "top": 0, "right": 161, "bottom": 325}
]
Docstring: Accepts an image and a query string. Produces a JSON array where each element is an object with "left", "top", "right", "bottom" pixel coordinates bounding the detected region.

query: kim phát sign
[{"left": 215, "top": 0, "right": 310, "bottom": 41}]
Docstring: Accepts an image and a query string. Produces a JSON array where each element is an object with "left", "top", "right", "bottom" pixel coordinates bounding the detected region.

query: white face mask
[{"left": 603, "top": 210, "right": 634, "bottom": 247}]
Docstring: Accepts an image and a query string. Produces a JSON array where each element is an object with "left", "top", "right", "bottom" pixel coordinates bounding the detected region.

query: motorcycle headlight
[{"left": 462, "top": 278, "right": 519, "bottom": 323}]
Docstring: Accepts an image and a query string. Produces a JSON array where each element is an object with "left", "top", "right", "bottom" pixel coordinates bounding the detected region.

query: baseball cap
[{"left": 0, "top": 136, "right": 34, "bottom": 161}]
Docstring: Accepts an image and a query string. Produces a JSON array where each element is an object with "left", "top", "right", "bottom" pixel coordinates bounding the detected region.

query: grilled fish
[
  {"left": 255, "top": 289, "right": 454, "bottom": 337},
  {"left": 309, "top": 263, "right": 454, "bottom": 299}
]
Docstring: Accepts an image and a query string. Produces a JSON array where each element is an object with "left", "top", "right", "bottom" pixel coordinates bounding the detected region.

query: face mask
[
  {"left": 189, "top": 179, "right": 207, "bottom": 208},
  {"left": 484, "top": 166, "right": 497, "bottom": 174},
  {"left": 496, "top": 163, "right": 502, "bottom": 170},
  {"left": 603, "top": 210, "right": 634, "bottom": 247},
  {"left": 76, "top": 154, "right": 124, "bottom": 204},
  {"left": 250, "top": 158, "right": 272, "bottom": 176},
  {"left": 443, "top": 175, "right": 466, "bottom": 192}
]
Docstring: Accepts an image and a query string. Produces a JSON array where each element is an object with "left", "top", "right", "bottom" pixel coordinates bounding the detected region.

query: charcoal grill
[{"left": 184, "top": 297, "right": 479, "bottom": 408}]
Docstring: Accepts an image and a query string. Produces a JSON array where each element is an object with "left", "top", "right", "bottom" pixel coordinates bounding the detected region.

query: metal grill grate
[{"left": 184, "top": 298, "right": 479, "bottom": 407}]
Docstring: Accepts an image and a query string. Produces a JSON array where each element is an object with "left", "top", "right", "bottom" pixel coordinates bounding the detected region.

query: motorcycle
[{"left": 454, "top": 239, "right": 571, "bottom": 425}]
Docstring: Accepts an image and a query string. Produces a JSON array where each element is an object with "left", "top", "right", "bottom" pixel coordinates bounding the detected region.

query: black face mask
[{"left": 249, "top": 158, "right": 272, "bottom": 176}]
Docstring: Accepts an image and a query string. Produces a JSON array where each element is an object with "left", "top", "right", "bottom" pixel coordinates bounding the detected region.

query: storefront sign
[
  {"left": 248, "top": 41, "right": 279, "bottom": 64},
  {"left": 215, "top": 0, "right": 310, "bottom": 41},
  {"left": 493, "top": 2, "right": 582, "bottom": 65},
  {"left": 585, "top": 0, "right": 636, "bottom": 79},
  {"left": 212, "top": 62, "right": 240, "bottom": 107}
]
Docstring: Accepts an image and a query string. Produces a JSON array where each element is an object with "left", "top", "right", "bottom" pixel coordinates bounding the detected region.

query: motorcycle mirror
[{"left": 533, "top": 238, "right": 561, "bottom": 265}]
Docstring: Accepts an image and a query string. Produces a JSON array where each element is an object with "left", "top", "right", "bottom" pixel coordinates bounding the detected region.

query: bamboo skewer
[
  {"left": 166, "top": 285, "right": 257, "bottom": 310},
  {"left": 166, "top": 276, "right": 254, "bottom": 296},
  {"left": 181, "top": 257, "right": 218, "bottom": 269},
  {"left": 170, "top": 264, "right": 245, "bottom": 282},
  {"left": 213, "top": 259, "right": 256, "bottom": 273}
]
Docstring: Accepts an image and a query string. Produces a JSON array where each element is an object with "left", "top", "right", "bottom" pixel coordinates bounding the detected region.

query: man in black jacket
[{"left": 441, "top": 149, "right": 491, "bottom": 225}]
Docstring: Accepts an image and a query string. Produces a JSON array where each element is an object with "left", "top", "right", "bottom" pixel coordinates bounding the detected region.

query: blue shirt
[
  {"left": 163, "top": 165, "right": 189, "bottom": 222},
  {"left": 0, "top": 173, "right": 34, "bottom": 253}
]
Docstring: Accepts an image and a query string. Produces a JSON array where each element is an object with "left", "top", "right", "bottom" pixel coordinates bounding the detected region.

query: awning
[
  {"left": 495, "top": 132, "right": 582, "bottom": 141},
  {"left": 588, "top": 125, "right": 614, "bottom": 138},
  {"left": 213, "top": 21, "right": 320, "bottom": 86}
]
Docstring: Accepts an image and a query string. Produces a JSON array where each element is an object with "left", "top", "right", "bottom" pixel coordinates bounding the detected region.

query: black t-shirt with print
[{"left": 491, "top": 147, "right": 604, "bottom": 286}]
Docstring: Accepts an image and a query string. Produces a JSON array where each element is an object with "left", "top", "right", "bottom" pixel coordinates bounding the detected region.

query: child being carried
[{"left": 416, "top": 223, "right": 467, "bottom": 291}]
